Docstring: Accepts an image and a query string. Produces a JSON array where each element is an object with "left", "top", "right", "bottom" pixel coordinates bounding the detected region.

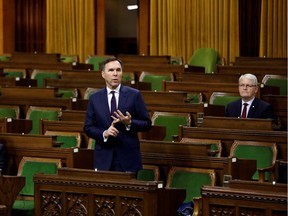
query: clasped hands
[{"left": 104, "top": 110, "right": 132, "bottom": 138}]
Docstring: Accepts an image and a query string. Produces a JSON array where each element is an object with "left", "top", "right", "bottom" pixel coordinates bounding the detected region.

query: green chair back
[
  {"left": 58, "top": 88, "right": 78, "bottom": 98},
  {"left": 57, "top": 135, "right": 79, "bottom": 148},
  {"left": 26, "top": 108, "right": 60, "bottom": 134},
  {"left": 230, "top": 141, "right": 277, "bottom": 181},
  {"left": 152, "top": 112, "right": 190, "bottom": 141},
  {"left": 137, "top": 169, "right": 156, "bottom": 181},
  {"left": 0, "top": 55, "right": 10, "bottom": 61},
  {"left": 20, "top": 161, "right": 58, "bottom": 195},
  {"left": 4, "top": 70, "right": 24, "bottom": 78},
  {"left": 0, "top": 107, "right": 18, "bottom": 119},
  {"left": 12, "top": 157, "right": 61, "bottom": 215},
  {"left": 60, "top": 55, "right": 79, "bottom": 63},
  {"left": 209, "top": 92, "right": 241, "bottom": 107},
  {"left": 167, "top": 167, "right": 216, "bottom": 203},
  {"left": 85, "top": 56, "right": 113, "bottom": 71},
  {"left": 137, "top": 165, "right": 159, "bottom": 181},
  {"left": 262, "top": 75, "right": 287, "bottom": 95},
  {"left": 142, "top": 75, "right": 172, "bottom": 91},
  {"left": 31, "top": 70, "right": 60, "bottom": 87},
  {"left": 188, "top": 48, "right": 218, "bottom": 74},
  {"left": 233, "top": 145, "right": 274, "bottom": 181},
  {"left": 186, "top": 93, "right": 203, "bottom": 104}
]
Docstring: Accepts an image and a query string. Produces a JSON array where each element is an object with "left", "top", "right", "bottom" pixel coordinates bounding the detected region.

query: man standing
[
  {"left": 225, "top": 73, "right": 274, "bottom": 119},
  {"left": 83, "top": 57, "right": 151, "bottom": 173}
]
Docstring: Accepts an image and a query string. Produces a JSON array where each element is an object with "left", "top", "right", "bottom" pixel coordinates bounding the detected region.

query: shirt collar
[
  {"left": 107, "top": 84, "right": 121, "bottom": 94},
  {"left": 242, "top": 97, "right": 255, "bottom": 106}
]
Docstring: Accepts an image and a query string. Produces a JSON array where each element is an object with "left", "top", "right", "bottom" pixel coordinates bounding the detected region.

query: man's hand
[
  {"left": 111, "top": 110, "right": 132, "bottom": 127},
  {"left": 104, "top": 120, "right": 119, "bottom": 138}
]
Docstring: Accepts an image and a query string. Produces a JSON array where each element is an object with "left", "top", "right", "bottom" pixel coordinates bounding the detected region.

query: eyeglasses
[{"left": 239, "top": 84, "right": 256, "bottom": 88}]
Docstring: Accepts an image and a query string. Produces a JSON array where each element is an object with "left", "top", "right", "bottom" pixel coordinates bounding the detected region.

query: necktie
[
  {"left": 241, "top": 103, "right": 248, "bottom": 118},
  {"left": 110, "top": 91, "right": 117, "bottom": 116}
]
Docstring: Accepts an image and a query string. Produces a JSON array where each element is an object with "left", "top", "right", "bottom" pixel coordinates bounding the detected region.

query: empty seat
[
  {"left": 85, "top": 55, "right": 114, "bottom": 71},
  {"left": 26, "top": 106, "right": 61, "bottom": 134},
  {"left": 209, "top": 92, "right": 241, "bottom": 107},
  {"left": 188, "top": 48, "right": 219, "bottom": 74},
  {"left": 12, "top": 156, "right": 62, "bottom": 216},
  {"left": 0, "top": 105, "right": 20, "bottom": 119},
  {"left": 30, "top": 69, "right": 61, "bottom": 87},
  {"left": 44, "top": 131, "right": 82, "bottom": 148},
  {"left": 166, "top": 166, "right": 216, "bottom": 215},
  {"left": 139, "top": 71, "right": 175, "bottom": 91},
  {"left": 151, "top": 111, "right": 191, "bottom": 141},
  {"left": 137, "top": 165, "right": 160, "bottom": 181},
  {"left": 229, "top": 140, "right": 278, "bottom": 182},
  {"left": 262, "top": 74, "right": 287, "bottom": 95},
  {"left": 3, "top": 68, "right": 26, "bottom": 78}
]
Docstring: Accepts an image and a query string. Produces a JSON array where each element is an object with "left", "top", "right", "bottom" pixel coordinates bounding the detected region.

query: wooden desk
[
  {"left": 202, "top": 180, "right": 287, "bottom": 216},
  {"left": 0, "top": 86, "right": 58, "bottom": 98},
  {"left": 140, "top": 140, "right": 256, "bottom": 186},
  {"left": 34, "top": 168, "right": 186, "bottom": 216},
  {"left": 234, "top": 57, "right": 288, "bottom": 66},
  {"left": 216, "top": 65, "right": 287, "bottom": 80},
  {"left": 0, "top": 118, "right": 32, "bottom": 134},
  {"left": 178, "top": 126, "right": 288, "bottom": 160},
  {"left": 200, "top": 116, "right": 274, "bottom": 131},
  {"left": 0, "top": 133, "right": 93, "bottom": 174},
  {"left": 0, "top": 175, "right": 25, "bottom": 216}
]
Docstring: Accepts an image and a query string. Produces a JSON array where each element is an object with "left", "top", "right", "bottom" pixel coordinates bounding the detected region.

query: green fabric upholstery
[
  {"left": 27, "top": 109, "right": 60, "bottom": 134},
  {"left": 58, "top": 88, "right": 78, "bottom": 98},
  {"left": 153, "top": 115, "right": 189, "bottom": 141},
  {"left": 137, "top": 169, "right": 156, "bottom": 181},
  {"left": 86, "top": 56, "right": 111, "bottom": 71},
  {"left": 188, "top": 48, "right": 218, "bottom": 74},
  {"left": 169, "top": 170, "right": 214, "bottom": 203},
  {"left": 4, "top": 70, "right": 24, "bottom": 78},
  {"left": 0, "top": 55, "right": 10, "bottom": 61},
  {"left": 60, "top": 55, "right": 78, "bottom": 63},
  {"left": 0, "top": 107, "right": 18, "bottom": 119},
  {"left": 233, "top": 145, "right": 274, "bottom": 181},
  {"left": 88, "top": 138, "right": 96, "bottom": 149},
  {"left": 20, "top": 161, "right": 58, "bottom": 195},
  {"left": 264, "top": 77, "right": 287, "bottom": 95},
  {"left": 141, "top": 75, "right": 172, "bottom": 91},
  {"left": 211, "top": 95, "right": 241, "bottom": 107},
  {"left": 12, "top": 160, "right": 59, "bottom": 216},
  {"left": 57, "top": 135, "right": 79, "bottom": 148},
  {"left": 32, "top": 71, "right": 59, "bottom": 87},
  {"left": 186, "top": 93, "right": 202, "bottom": 104}
]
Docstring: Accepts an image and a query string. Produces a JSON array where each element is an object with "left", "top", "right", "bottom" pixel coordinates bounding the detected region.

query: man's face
[
  {"left": 238, "top": 78, "right": 258, "bottom": 101},
  {"left": 102, "top": 60, "right": 123, "bottom": 89}
]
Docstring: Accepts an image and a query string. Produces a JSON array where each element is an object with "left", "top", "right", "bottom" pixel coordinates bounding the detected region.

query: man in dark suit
[
  {"left": 225, "top": 73, "right": 274, "bottom": 119},
  {"left": 83, "top": 57, "right": 152, "bottom": 173}
]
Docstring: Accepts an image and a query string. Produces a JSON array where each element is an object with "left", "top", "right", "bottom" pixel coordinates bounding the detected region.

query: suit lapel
[{"left": 118, "top": 86, "right": 128, "bottom": 111}]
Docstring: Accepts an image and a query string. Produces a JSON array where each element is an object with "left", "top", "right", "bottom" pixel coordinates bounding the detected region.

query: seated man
[{"left": 225, "top": 73, "right": 274, "bottom": 119}]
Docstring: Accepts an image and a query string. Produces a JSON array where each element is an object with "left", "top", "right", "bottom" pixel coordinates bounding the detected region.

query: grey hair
[{"left": 239, "top": 73, "right": 258, "bottom": 86}]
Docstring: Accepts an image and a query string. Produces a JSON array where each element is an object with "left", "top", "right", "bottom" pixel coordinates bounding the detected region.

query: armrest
[
  {"left": 192, "top": 196, "right": 202, "bottom": 216},
  {"left": 258, "top": 164, "right": 276, "bottom": 182}
]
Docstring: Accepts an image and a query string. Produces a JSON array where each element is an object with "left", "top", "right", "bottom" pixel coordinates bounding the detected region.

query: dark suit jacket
[
  {"left": 83, "top": 85, "right": 151, "bottom": 172},
  {"left": 225, "top": 97, "right": 274, "bottom": 119}
]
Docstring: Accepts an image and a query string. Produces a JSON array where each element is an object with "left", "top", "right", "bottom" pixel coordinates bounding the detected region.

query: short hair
[
  {"left": 100, "top": 57, "right": 123, "bottom": 71},
  {"left": 239, "top": 73, "right": 258, "bottom": 86}
]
